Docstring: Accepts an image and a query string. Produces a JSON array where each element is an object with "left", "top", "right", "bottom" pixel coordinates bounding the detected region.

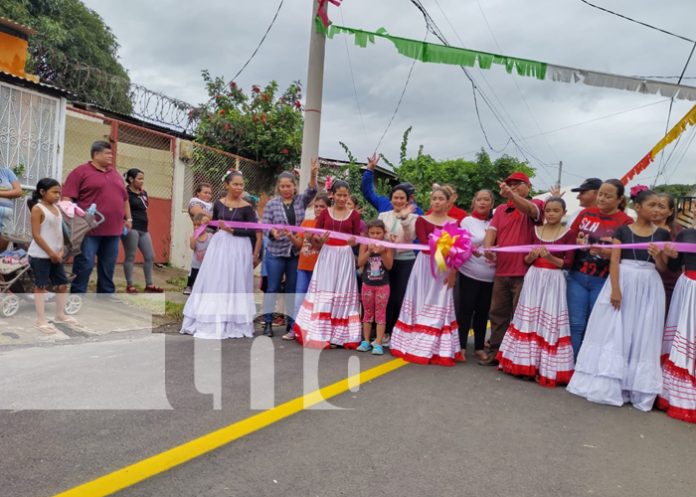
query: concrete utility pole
[
  {"left": 556, "top": 160, "right": 563, "bottom": 189},
  {"left": 299, "top": 0, "right": 327, "bottom": 190}
]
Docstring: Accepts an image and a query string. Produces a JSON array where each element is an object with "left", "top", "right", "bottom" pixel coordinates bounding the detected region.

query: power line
[
  {"left": 374, "top": 32, "right": 426, "bottom": 153},
  {"left": 520, "top": 99, "right": 669, "bottom": 139},
  {"left": 231, "top": 0, "right": 285, "bottom": 81},
  {"left": 409, "top": 0, "right": 557, "bottom": 185},
  {"left": 339, "top": 9, "right": 368, "bottom": 137},
  {"left": 577, "top": 0, "right": 695, "bottom": 43},
  {"left": 654, "top": 41, "right": 696, "bottom": 184}
]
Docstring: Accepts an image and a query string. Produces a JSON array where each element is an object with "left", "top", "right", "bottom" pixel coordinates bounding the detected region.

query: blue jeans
[
  {"left": 294, "top": 269, "right": 313, "bottom": 319},
  {"left": 262, "top": 253, "right": 298, "bottom": 326},
  {"left": 567, "top": 270, "right": 606, "bottom": 359},
  {"left": 70, "top": 235, "right": 120, "bottom": 294}
]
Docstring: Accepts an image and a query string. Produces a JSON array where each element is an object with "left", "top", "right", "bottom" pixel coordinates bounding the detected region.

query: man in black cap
[{"left": 566, "top": 177, "right": 602, "bottom": 226}]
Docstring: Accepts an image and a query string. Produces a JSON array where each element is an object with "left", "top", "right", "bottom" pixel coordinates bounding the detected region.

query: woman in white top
[
  {"left": 457, "top": 189, "right": 496, "bottom": 361},
  {"left": 27, "top": 178, "right": 80, "bottom": 334},
  {"left": 377, "top": 184, "right": 419, "bottom": 342}
]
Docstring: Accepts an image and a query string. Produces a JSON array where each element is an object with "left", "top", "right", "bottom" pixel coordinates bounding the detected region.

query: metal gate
[{"left": 0, "top": 81, "right": 65, "bottom": 237}]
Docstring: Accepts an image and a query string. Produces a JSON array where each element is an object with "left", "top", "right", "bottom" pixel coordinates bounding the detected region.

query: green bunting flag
[{"left": 319, "top": 21, "right": 696, "bottom": 101}]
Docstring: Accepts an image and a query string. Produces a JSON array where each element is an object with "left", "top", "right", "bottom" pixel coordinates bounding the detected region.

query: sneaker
[
  {"left": 182, "top": 286, "right": 192, "bottom": 295},
  {"left": 356, "top": 340, "right": 371, "bottom": 352},
  {"left": 371, "top": 344, "right": 384, "bottom": 355},
  {"left": 282, "top": 331, "right": 296, "bottom": 341}
]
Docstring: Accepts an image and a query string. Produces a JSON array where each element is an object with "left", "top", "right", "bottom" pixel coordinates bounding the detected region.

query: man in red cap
[{"left": 480, "top": 172, "right": 545, "bottom": 365}]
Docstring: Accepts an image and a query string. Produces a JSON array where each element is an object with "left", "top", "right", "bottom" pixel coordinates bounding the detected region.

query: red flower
[
  {"left": 252, "top": 85, "right": 261, "bottom": 93},
  {"left": 230, "top": 81, "right": 237, "bottom": 89},
  {"left": 294, "top": 100, "right": 302, "bottom": 109},
  {"left": 218, "top": 109, "right": 225, "bottom": 116},
  {"left": 280, "top": 148, "right": 289, "bottom": 155}
]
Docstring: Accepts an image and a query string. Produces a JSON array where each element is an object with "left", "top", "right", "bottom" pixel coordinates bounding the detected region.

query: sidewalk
[{"left": 0, "top": 263, "right": 189, "bottom": 348}]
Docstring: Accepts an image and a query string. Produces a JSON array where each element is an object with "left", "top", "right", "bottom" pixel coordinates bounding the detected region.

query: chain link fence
[{"left": 181, "top": 142, "right": 267, "bottom": 211}]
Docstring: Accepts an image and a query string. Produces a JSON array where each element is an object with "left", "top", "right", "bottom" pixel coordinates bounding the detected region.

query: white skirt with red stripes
[
  {"left": 657, "top": 274, "right": 696, "bottom": 423},
  {"left": 293, "top": 245, "right": 361, "bottom": 349},
  {"left": 497, "top": 266, "right": 574, "bottom": 386},
  {"left": 390, "top": 252, "right": 462, "bottom": 366},
  {"left": 567, "top": 260, "right": 665, "bottom": 411}
]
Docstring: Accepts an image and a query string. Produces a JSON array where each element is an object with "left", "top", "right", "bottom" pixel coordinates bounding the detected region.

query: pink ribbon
[{"left": 195, "top": 220, "right": 696, "bottom": 254}]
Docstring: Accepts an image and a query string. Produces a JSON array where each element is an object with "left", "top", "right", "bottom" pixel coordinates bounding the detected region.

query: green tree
[
  {"left": 653, "top": 183, "right": 696, "bottom": 199},
  {"left": 193, "top": 72, "right": 304, "bottom": 189},
  {"left": 390, "top": 127, "right": 536, "bottom": 209},
  {"left": 0, "top": 0, "right": 132, "bottom": 113}
]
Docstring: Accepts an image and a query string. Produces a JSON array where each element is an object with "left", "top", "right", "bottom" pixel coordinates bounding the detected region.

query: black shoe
[{"left": 263, "top": 322, "right": 274, "bottom": 337}]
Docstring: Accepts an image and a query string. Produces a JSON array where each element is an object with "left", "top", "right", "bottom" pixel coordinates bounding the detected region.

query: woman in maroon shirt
[
  {"left": 293, "top": 180, "right": 362, "bottom": 349},
  {"left": 390, "top": 186, "right": 462, "bottom": 366}
]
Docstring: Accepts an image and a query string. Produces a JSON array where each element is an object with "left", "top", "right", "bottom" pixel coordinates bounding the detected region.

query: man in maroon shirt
[
  {"left": 480, "top": 172, "right": 544, "bottom": 365},
  {"left": 62, "top": 141, "right": 132, "bottom": 293}
]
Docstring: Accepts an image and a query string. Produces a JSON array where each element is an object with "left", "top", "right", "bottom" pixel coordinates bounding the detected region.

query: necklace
[
  {"left": 630, "top": 225, "right": 655, "bottom": 262},
  {"left": 331, "top": 207, "right": 350, "bottom": 232}
]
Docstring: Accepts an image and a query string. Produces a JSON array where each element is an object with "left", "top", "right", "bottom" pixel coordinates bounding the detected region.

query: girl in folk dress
[
  {"left": 657, "top": 228, "right": 696, "bottom": 423},
  {"left": 390, "top": 187, "right": 462, "bottom": 366},
  {"left": 293, "top": 180, "right": 362, "bottom": 349},
  {"left": 181, "top": 171, "right": 262, "bottom": 339},
  {"left": 567, "top": 189, "right": 671, "bottom": 411},
  {"left": 356, "top": 220, "right": 394, "bottom": 355},
  {"left": 497, "top": 197, "right": 576, "bottom": 386}
]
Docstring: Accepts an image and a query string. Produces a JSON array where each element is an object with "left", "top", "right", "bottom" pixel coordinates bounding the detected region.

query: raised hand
[
  {"left": 366, "top": 153, "right": 379, "bottom": 171},
  {"left": 310, "top": 158, "right": 319, "bottom": 178},
  {"left": 499, "top": 181, "right": 514, "bottom": 200}
]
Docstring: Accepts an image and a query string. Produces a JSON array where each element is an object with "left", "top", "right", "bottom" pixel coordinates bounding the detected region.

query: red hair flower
[{"left": 629, "top": 184, "right": 649, "bottom": 199}]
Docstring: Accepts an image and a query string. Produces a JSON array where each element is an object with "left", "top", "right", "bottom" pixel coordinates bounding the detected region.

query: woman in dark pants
[
  {"left": 456, "top": 190, "right": 495, "bottom": 361},
  {"left": 377, "top": 184, "right": 419, "bottom": 344},
  {"left": 260, "top": 161, "right": 318, "bottom": 337}
]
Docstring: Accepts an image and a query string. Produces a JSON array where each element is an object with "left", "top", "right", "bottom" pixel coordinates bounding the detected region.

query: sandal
[
  {"left": 126, "top": 286, "right": 138, "bottom": 294},
  {"left": 474, "top": 350, "right": 489, "bottom": 361},
  {"left": 144, "top": 285, "right": 164, "bottom": 293},
  {"left": 36, "top": 323, "right": 59, "bottom": 335}
]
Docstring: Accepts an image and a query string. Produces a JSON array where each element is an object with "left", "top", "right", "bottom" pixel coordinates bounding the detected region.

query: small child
[
  {"left": 356, "top": 220, "right": 394, "bottom": 355},
  {"left": 27, "top": 178, "right": 79, "bottom": 334},
  {"left": 186, "top": 213, "right": 213, "bottom": 292},
  {"left": 283, "top": 193, "right": 330, "bottom": 340}
]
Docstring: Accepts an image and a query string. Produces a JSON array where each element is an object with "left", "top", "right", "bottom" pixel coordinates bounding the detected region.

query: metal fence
[{"left": 181, "top": 142, "right": 266, "bottom": 211}]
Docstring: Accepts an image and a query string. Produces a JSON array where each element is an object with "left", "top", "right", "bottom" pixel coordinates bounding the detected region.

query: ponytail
[{"left": 27, "top": 177, "right": 60, "bottom": 211}]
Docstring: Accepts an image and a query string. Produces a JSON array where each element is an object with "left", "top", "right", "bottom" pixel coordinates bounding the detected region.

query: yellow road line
[{"left": 52, "top": 358, "right": 408, "bottom": 497}]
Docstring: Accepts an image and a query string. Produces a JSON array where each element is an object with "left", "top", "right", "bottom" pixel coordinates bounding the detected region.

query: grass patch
[
  {"left": 165, "top": 300, "right": 185, "bottom": 321},
  {"left": 166, "top": 276, "right": 188, "bottom": 289}
]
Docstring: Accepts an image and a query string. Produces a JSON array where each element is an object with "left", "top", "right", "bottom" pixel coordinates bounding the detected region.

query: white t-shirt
[{"left": 458, "top": 216, "right": 496, "bottom": 282}]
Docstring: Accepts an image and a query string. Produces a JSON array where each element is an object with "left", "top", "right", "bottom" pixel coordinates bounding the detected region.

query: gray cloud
[{"left": 83, "top": 0, "right": 696, "bottom": 188}]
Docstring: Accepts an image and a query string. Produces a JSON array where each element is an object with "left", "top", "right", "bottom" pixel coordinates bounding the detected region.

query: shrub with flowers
[{"left": 192, "top": 70, "right": 304, "bottom": 188}]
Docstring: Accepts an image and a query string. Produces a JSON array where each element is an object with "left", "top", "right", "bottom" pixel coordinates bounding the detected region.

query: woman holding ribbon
[
  {"left": 390, "top": 186, "right": 462, "bottom": 366},
  {"left": 456, "top": 189, "right": 495, "bottom": 361},
  {"left": 567, "top": 179, "right": 633, "bottom": 359},
  {"left": 260, "top": 160, "right": 318, "bottom": 337},
  {"left": 181, "top": 170, "right": 261, "bottom": 339},
  {"left": 293, "top": 180, "right": 362, "bottom": 349},
  {"left": 377, "top": 184, "right": 419, "bottom": 343}
]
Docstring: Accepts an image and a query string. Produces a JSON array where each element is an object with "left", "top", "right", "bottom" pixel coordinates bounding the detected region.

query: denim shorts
[{"left": 29, "top": 256, "right": 69, "bottom": 289}]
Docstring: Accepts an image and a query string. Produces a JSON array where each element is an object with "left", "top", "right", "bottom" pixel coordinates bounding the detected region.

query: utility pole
[
  {"left": 556, "top": 160, "right": 563, "bottom": 189},
  {"left": 299, "top": 0, "right": 326, "bottom": 190}
]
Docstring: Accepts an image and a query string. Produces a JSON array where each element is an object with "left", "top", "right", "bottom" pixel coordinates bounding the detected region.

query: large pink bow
[{"left": 428, "top": 223, "right": 474, "bottom": 278}]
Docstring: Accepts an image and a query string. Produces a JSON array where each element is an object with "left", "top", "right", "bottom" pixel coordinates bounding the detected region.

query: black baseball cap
[{"left": 571, "top": 178, "right": 602, "bottom": 192}]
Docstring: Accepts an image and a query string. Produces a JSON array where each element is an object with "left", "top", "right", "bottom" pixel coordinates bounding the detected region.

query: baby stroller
[{"left": 0, "top": 203, "right": 104, "bottom": 318}]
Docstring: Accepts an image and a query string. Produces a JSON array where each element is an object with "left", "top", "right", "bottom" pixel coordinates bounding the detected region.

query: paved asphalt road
[{"left": 1, "top": 330, "right": 694, "bottom": 497}]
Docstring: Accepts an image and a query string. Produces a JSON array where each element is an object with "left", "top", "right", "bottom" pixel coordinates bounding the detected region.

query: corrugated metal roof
[
  {"left": 0, "top": 16, "right": 37, "bottom": 36},
  {"left": 0, "top": 69, "right": 72, "bottom": 98}
]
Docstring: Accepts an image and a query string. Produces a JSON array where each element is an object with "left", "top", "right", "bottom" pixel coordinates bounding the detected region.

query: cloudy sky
[{"left": 81, "top": 0, "right": 696, "bottom": 189}]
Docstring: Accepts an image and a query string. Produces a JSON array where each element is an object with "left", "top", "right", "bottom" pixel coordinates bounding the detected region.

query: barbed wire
[{"left": 29, "top": 44, "right": 199, "bottom": 134}]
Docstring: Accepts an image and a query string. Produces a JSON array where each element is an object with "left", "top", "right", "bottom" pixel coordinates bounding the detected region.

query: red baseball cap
[{"left": 504, "top": 172, "right": 531, "bottom": 185}]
